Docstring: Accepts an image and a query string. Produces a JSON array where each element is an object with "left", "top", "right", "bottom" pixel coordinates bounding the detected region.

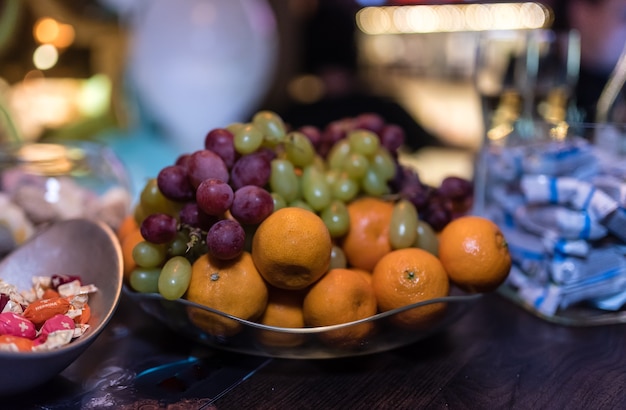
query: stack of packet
[{"left": 480, "top": 134, "right": 626, "bottom": 316}]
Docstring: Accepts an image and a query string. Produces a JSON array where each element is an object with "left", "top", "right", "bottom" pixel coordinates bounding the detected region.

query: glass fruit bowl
[{"left": 123, "top": 285, "right": 481, "bottom": 359}]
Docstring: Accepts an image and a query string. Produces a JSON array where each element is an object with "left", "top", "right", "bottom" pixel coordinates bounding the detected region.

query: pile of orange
[{"left": 119, "top": 199, "right": 512, "bottom": 348}]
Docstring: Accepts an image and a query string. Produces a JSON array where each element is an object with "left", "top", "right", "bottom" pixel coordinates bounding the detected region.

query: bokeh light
[{"left": 356, "top": 2, "right": 551, "bottom": 34}]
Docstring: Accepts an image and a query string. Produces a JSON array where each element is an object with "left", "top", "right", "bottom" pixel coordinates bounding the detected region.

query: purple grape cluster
[
  {"left": 390, "top": 168, "right": 474, "bottom": 231},
  {"left": 139, "top": 127, "right": 275, "bottom": 262}
]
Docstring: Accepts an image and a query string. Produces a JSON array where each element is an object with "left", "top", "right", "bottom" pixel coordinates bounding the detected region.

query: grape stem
[{"left": 186, "top": 226, "right": 205, "bottom": 253}]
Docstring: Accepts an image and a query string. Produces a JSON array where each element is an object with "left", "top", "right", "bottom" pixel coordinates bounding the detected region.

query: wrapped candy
[
  {"left": 0, "top": 276, "right": 97, "bottom": 352},
  {"left": 479, "top": 135, "right": 626, "bottom": 316}
]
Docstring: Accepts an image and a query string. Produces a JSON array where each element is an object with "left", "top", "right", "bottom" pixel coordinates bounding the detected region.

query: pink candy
[
  {"left": 0, "top": 275, "right": 97, "bottom": 352},
  {"left": 0, "top": 312, "right": 37, "bottom": 339}
]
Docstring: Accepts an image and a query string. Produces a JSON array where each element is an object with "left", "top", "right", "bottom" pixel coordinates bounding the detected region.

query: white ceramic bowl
[{"left": 0, "top": 219, "right": 123, "bottom": 396}]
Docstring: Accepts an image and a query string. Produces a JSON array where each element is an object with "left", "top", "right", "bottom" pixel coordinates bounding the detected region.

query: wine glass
[
  {"left": 520, "top": 29, "right": 581, "bottom": 133},
  {"left": 474, "top": 29, "right": 581, "bottom": 145}
]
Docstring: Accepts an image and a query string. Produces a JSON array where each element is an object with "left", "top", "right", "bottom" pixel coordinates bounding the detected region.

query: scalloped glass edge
[
  {"left": 123, "top": 285, "right": 482, "bottom": 359},
  {"left": 498, "top": 283, "right": 626, "bottom": 326}
]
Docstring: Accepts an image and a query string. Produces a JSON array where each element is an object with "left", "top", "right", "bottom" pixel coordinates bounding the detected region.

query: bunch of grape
[
  {"left": 128, "top": 110, "right": 473, "bottom": 299},
  {"left": 291, "top": 113, "right": 473, "bottom": 232}
]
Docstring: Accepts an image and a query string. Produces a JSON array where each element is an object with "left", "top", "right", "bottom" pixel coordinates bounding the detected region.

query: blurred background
[{"left": 0, "top": 0, "right": 623, "bottom": 189}]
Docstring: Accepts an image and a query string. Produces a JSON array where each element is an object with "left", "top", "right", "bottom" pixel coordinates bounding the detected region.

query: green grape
[
  {"left": 327, "top": 139, "right": 351, "bottom": 170},
  {"left": 270, "top": 159, "right": 300, "bottom": 203},
  {"left": 320, "top": 200, "right": 350, "bottom": 238},
  {"left": 361, "top": 168, "right": 389, "bottom": 196},
  {"left": 233, "top": 123, "right": 264, "bottom": 154},
  {"left": 288, "top": 199, "right": 315, "bottom": 213},
  {"left": 252, "top": 110, "right": 287, "bottom": 145},
  {"left": 271, "top": 192, "right": 287, "bottom": 211},
  {"left": 332, "top": 172, "right": 359, "bottom": 202},
  {"left": 285, "top": 131, "right": 315, "bottom": 167},
  {"left": 348, "top": 129, "right": 380, "bottom": 157},
  {"left": 129, "top": 267, "right": 161, "bottom": 293},
  {"left": 325, "top": 169, "right": 341, "bottom": 187},
  {"left": 158, "top": 256, "right": 192, "bottom": 300},
  {"left": 312, "top": 155, "right": 326, "bottom": 172},
  {"left": 329, "top": 245, "right": 348, "bottom": 270},
  {"left": 132, "top": 240, "right": 167, "bottom": 268},
  {"left": 370, "top": 147, "right": 397, "bottom": 181},
  {"left": 133, "top": 203, "right": 148, "bottom": 225},
  {"left": 226, "top": 122, "right": 246, "bottom": 134},
  {"left": 139, "top": 178, "right": 180, "bottom": 217},
  {"left": 343, "top": 153, "right": 369, "bottom": 180},
  {"left": 413, "top": 219, "right": 439, "bottom": 256},
  {"left": 301, "top": 165, "right": 332, "bottom": 211},
  {"left": 389, "top": 199, "right": 419, "bottom": 249},
  {"left": 168, "top": 231, "right": 190, "bottom": 257}
]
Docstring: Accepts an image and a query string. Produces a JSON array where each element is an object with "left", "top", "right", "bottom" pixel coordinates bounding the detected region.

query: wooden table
[
  {"left": 6, "top": 292, "right": 626, "bottom": 409},
  {"left": 214, "top": 293, "right": 626, "bottom": 409}
]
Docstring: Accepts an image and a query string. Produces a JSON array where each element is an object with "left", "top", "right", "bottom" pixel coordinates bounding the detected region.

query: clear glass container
[
  {"left": 123, "top": 285, "right": 481, "bottom": 359},
  {"left": 0, "top": 139, "right": 132, "bottom": 257},
  {"left": 473, "top": 121, "right": 626, "bottom": 325}
]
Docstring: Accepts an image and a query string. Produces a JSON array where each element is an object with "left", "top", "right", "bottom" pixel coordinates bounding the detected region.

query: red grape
[
  {"left": 379, "top": 124, "right": 406, "bottom": 153},
  {"left": 323, "top": 119, "right": 351, "bottom": 147},
  {"left": 140, "top": 213, "right": 178, "bottom": 244},
  {"left": 206, "top": 219, "right": 246, "bottom": 260},
  {"left": 439, "top": 176, "right": 473, "bottom": 200},
  {"left": 421, "top": 196, "right": 453, "bottom": 231},
  {"left": 157, "top": 165, "right": 194, "bottom": 201},
  {"left": 255, "top": 146, "right": 277, "bottom": 163},
  {"left": 230, "top": 185, "right": 274, "bottom": 225},
  {"left": 401, "top": 186, "right": 427, "bottom": 210},
  {"left": 230, "top": 151, "right": 271, "bottom": 190},
  {"left": 196, "top": 178, "right": 234, "bottom": 216},
  {"left": 175, "top": 153, "right": 191, "bottom": 168},
  {"left": 298, "top": 125, "right": 323, "bottom": 149},
  {"left": 354, "top": 112, "right": 385, "bottom": 133},
  {"left": 204, "top": 128, "right": 238, "bottom": 169},
  {"left": 389, "top": 164, "right": 421, "bottom": 193},
  {"left": 186, "top": 149, "right": 229, "bottom": 188},
  {"left": 179, "top": 202, "right": 217, "bottom": 231}
]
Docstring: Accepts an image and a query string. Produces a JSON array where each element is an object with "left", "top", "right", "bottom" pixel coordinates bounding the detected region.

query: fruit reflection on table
[{"left": 120, "top": 110, "right": 509, "bottom": 353}]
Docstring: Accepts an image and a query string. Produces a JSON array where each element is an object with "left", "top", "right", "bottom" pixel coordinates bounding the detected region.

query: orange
[
  {"left": 438, "top": 215, "right": 512, "bottom": 293},
  {"left": 251, "top": 207, "right": 332, "bottom": 290},
  {"left": 257, "top": 286, "right": 306, "bottom": 347},
  {"left": 185, "top": 251, "right": 268, "bottom": 337},
  {"left": 372, "top": 248, "right": 450, "bottom": 330},
  {"left": 342, "top": 197, "right": 394, "bottom": 271},
  {"left": 117, "top": 214, "right": 138, "bottom": 243},
  {"left": 351, "top": 268, "right": 372, "bottom": 285},
  {"left": 121, "top": 228, "right": 143, "bottom": 280},
  {"left": 303, "top": 268, "right": 378, "bottom": 347}
]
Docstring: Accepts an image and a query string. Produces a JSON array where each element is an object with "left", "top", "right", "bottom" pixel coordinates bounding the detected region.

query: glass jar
[
  {"left": 473, "top": 121, "right": 626, "bottom": 325},
  {"left": 0, "top": 140, "right": 132, "bottom": 257}
]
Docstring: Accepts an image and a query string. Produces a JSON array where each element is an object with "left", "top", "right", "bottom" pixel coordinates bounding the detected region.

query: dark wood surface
[
  {"left": 214, "top": 293, "right": 626, "bottom": 410},
  {"left": 5, "top": 292, "right": 626, "bottom": 409}
]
